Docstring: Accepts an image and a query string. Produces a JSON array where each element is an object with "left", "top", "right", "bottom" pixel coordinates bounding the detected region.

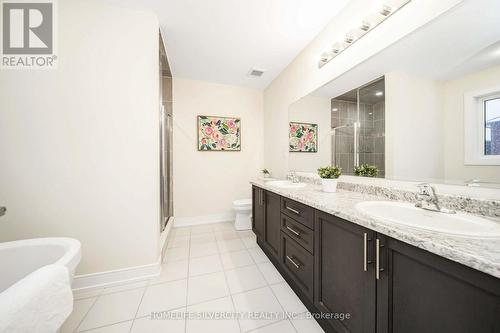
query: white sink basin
[
  {"left": 266, "top": 180, "right": 307, "bottom": 189},
  {"left": 355, "top": 201, "right": 500, "bottom": 238}
]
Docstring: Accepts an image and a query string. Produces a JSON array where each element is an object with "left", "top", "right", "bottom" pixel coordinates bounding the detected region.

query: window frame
[{"left": 464, "top": 87, "right": 500, "bottom": 166}]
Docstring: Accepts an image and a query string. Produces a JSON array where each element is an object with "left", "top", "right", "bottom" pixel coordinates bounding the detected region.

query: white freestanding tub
[
  {"left": 0, "top": 238, "right": 81, "bottom": 332},
  {"left": 0, "top": 238, "right": 81, "bottom": 292}
]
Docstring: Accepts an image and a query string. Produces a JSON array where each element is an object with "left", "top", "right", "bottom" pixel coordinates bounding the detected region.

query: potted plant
[
  {"left": 262, "top": 168, "right": 271, "bottom": 178},
  {"left": 317, "top": 166, "right": 342, "bottom": 192},
  {"left": 353, "top": 164, "right": 379, "bottom": 177}
]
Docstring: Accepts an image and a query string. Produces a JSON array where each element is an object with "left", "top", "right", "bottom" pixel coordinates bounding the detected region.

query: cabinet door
[
  {"left": 376, "top": 234, "right": 500, "bottom": 333},
  {"left": 265, "top": 191, "right": 280, "bottom": 259},
  {"left": 252, "top": 186, "right": 265, "bottom": 239},
  {"left": 314, "top": 211, "right": 376, "bottom": 333}
]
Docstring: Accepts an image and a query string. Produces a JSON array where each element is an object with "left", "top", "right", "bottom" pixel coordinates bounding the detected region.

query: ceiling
[
  {"left": 313, "top": 0, "right": 500, "bottom": 98},
  {"left": 104, "top": 0, "right": 350, "bottom": 89}
]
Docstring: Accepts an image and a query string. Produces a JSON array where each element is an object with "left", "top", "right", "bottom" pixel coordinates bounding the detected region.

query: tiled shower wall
[{"left": 331, "top": 100, "right": 385, "bottom": 176}]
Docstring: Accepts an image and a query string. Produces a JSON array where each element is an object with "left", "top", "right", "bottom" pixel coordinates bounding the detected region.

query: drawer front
[
  {"left": 282, "top": 233, "right": 314, "bottom": 302},
  {"left": 281, "top": 197, "right": 314, "bottom": 230},
  {"left": 281, "top": 214, "right": 313, "bottom": 254}
]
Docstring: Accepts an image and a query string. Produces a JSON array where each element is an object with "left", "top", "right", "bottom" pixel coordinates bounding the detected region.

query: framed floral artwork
[
  {"left": 197, "top": 115, "right": 241, "bottom": 151},
  {"left": 289, "top": 122, "right": 318, "bottom": 152}
]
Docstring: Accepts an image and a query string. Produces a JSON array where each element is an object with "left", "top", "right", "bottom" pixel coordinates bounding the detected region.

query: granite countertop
[{"left": 251, "top": 180, "right": 500, "bottom": 279}]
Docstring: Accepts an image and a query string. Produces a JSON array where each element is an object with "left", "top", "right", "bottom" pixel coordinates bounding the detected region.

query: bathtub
[
  {"left": 0, "top": 237, "right": 81, "bottom": 292},
  {"left": 0, "top": 238, "right": 81, "bottom": 332}
]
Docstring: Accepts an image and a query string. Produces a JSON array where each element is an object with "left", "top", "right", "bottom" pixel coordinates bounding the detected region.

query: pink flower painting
[
  {"left": 289, "top": 122, "right": 318, "bottom": 152},
  {"left": 198, "top": 115, "right": 241, "bottom": 151}
]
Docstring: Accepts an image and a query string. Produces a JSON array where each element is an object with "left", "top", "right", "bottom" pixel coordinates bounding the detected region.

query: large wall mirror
[{"left": 288, "top": 8, "right": 500, "bottom": 187}]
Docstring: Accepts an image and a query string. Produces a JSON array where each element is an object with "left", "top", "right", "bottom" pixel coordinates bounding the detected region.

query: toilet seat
[{"left": 233, "top": 199, "right": 252, "bottom": 207}]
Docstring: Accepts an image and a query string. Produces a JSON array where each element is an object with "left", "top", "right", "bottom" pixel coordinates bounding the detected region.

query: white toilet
[{"left": 233, "top": 199, "right": 252, "bottom": 230}]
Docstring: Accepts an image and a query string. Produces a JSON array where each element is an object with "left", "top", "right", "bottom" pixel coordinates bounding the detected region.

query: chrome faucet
[
  {"left": 287, "top": 171, "right": 300, "bottom": 184},
  {"left": 415, "top": 183, "right": 455, "bottom": 214}
]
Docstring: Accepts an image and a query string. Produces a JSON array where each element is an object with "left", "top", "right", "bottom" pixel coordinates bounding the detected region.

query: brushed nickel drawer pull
[
  {"left": 363, "top": 233, "right": 368, "bottom": 272},
  {"left": 286, "top": 225, "right": 300, "bottom": 237},
  {"left": 285, "top": 206, "right": 300, "bottom": 215},
  {"left": 376, "top": 239, "right": 381, "bottom": 280},
  {"left": 286, "top": 255, "right": 301, "bottom": 269}
]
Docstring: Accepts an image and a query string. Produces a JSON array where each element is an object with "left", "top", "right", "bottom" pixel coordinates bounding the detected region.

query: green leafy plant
[
  {"left": 353, "top": 164, "right": 379, "bottom": 177},
  {"left": 262, "top": 168, "right": 270, "bottom": 175},
  {"left": 317, "top": 166, "right": 342, "bottom": 179}
]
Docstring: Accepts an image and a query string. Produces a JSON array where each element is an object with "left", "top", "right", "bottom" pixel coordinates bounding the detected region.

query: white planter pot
[{"left": 321, "top": 178, "right": 338, "bottom": 193}]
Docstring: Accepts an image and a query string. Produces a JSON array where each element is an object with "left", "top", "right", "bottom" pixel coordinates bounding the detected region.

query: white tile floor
[{"left": 63, "top": 222, "right": 325, "bottom": 333}]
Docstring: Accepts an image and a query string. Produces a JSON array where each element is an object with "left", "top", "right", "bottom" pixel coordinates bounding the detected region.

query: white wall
[
  {"left": 288, "top": 96, "right": 331, "bottom": 172},
  {"left": 0, "top": 0, "right": 160, "bottom": 275},
  {"left": 385, "top": 71, "right": 445, "bottom": 181},
  {"left": 173, "top": 78, "right": 264, "bottom": 221},
  {"left": 263, "top": 0, "right": 462, "bottom": 178},
  {"left": 443, "top": 65, "right": 500, "bottom": 183}
]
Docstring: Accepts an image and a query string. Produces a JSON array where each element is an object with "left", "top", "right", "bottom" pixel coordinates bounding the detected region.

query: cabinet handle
[
  {"left": 286, "top": 255, "right": 301, "bottom": 269},
  {"left": 375, "top": 239, "right": 385, "bottom": 279},
  {"left": 285, "top": 206, "right": 300, "bottom": 215},
  {"left": 364, "top": 233, "right": 367, "bottom": 272},
  {"left": 286, "top": 225, "right": 300, "bottom": 237},
  {"left": 363, "top": 233, "right": 372, "bottom": 272},
  {"left": 261, "top": 190, "right": 265, "bottom": 206}
]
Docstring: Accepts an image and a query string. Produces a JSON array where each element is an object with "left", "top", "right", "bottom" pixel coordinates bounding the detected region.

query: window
[
  {"left": 484, "top": 96, "right": 500, "bottom": 156},
  {"left": 464, "top": 88, "right": 500, "bottom": 165}
]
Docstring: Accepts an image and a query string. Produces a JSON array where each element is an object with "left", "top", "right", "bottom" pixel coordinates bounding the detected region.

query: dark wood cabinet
[
  {"left": 252, "top": 186, "right": 265, "bottom": 239},
  {"left": 265, "top": 191, "right": 281, "bottom": 260},
  {"left": 281, "top": 232, "right": 314, "bottom": 302},
  {"left": 314, "top": 211, "right": 376, "bottom": 333},
  {"left": 252, "top": 185, "right": 500, "bottom": 333},
  {"left": 376, "top": 234, "right": 500, "bottom": 333}
]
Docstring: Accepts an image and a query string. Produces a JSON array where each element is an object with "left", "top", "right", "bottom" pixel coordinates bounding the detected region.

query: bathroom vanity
[{"left": 252, "top": 182, "right": 500, "bottom": 333}]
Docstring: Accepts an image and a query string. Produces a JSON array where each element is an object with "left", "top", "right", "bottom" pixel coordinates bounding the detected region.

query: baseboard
[
  {"left": 72, "top": 220, "right": 177, "bottom": 292},
  {"left": 160, "top": 217, "right": 175, "bottom": 260},
  {"left": 173, "top": 211, "right": 234, "bottom": 227},
  {"left": 72, "top": 257, "right": 161, "bottom": 292}
]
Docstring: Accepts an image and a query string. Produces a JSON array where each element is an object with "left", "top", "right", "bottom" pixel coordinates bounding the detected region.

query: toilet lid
[{"left": 234, "top": 199, "right": 252, "bottom": 206}]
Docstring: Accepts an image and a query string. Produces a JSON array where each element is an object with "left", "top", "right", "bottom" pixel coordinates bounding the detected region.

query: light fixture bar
[{"left": 318, "top": 0, "right": 411, "bottom": 68}]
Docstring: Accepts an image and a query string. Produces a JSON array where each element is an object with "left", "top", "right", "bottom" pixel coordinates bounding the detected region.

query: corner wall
[
  {"left": 0, "top": 0, "right": 160, "bottom": 275},
  {"left": 172, "top": 78, "right": 264, "bottom": 222}
]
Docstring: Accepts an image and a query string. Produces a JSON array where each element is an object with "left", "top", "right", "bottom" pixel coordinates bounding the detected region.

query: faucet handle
[{"left": 416, "top": 183, "right": 432, "bottom": 195}]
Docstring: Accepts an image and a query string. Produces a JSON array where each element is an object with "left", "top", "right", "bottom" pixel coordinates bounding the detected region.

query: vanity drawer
[
  {"left": 281, "top": 197, "right": 314, "bottom": 230},
  {"left": 281, "top": 233, "right": 314, "bottom": 302},
  {"left": 281, "top": 214, "right": 313, "bottom": 254}
]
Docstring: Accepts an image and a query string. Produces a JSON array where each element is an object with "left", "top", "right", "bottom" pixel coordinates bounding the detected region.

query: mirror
[{"left": 288, "top": 11, "right": 500, "bottom": 186}]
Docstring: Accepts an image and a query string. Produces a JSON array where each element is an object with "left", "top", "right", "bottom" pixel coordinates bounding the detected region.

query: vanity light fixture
[
  {"left": 360, "top": 21, "right": 371, "bottom": 32},
  {"left": 380, "top": 5, "right": 392, "bottom": 17},
  {"left": 318, "top": 0, "right": 411, "bottom": 68}
]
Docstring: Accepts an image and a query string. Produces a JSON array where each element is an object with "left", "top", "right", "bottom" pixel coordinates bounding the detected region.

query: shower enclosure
[
  {"left": 159, "top": 33, "right": 173, "bottom": 231},
  {"left": 331, "top": 78, "right": 385, "bottom": 176}
]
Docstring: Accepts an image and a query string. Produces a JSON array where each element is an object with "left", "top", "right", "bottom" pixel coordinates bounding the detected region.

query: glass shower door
[{"left": 331, "top": 77, "right": 385, "bottom": 177}]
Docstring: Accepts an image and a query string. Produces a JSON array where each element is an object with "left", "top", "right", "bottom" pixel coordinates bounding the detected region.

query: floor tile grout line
[
  {"left": 267, "top": 285, "right": 300, "bottom": 333},
  {"left": 76, "top": 318, "right": 134, "bottom": 333},
  {"left": 73, "top": 293, "right": 100, "bottom": 332},
  {"left": 244, "top": 318, "right": 289, "bottom": 333},
  {"left": 128, "top": 284, "right": 148, "bottom": 333},
  {"left": 183, "top": 227, "right": 192, "bottom": 333},
  {"left": 216, "top": 241, "right": 244, "bottom": 333}
]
